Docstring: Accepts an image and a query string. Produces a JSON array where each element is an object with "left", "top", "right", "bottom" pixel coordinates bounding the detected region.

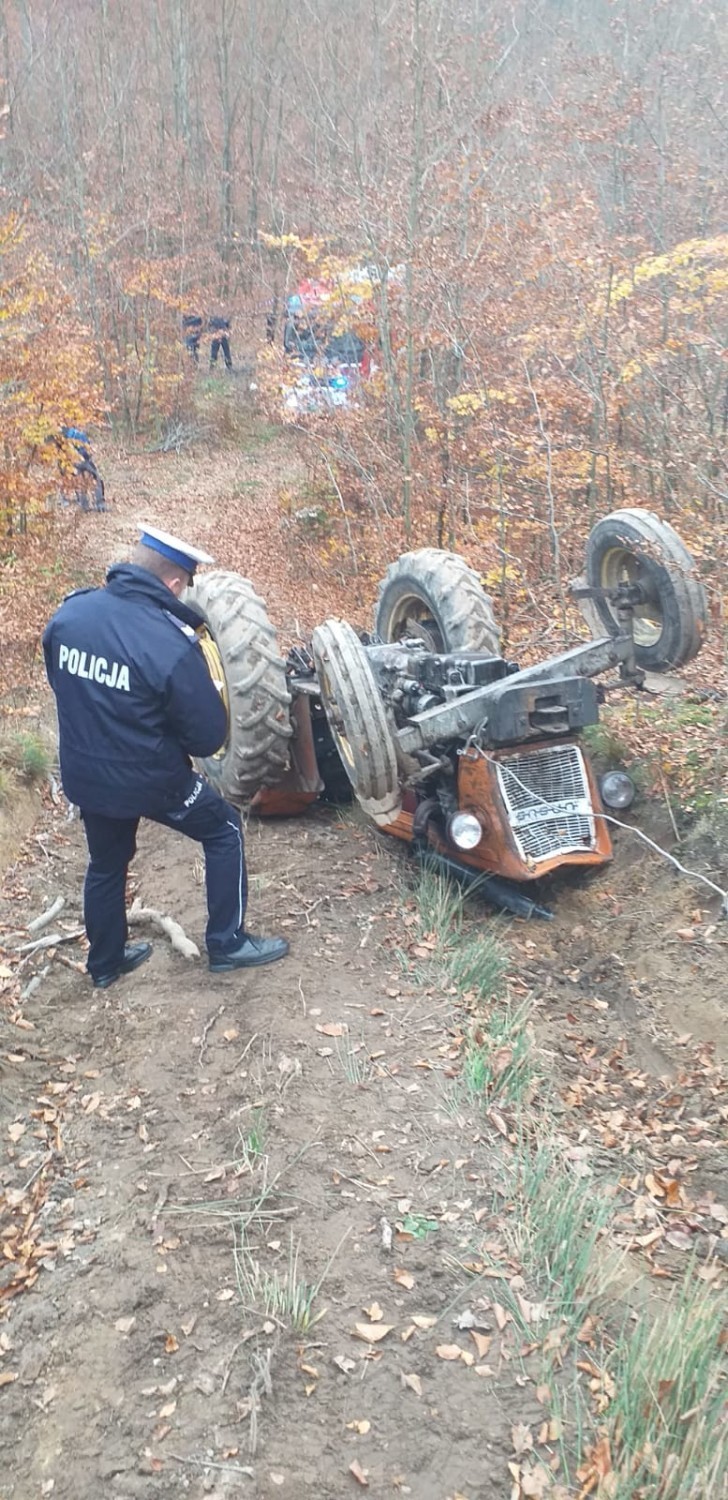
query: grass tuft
[
  {"left": 602, "top": 1270, "right": 728, "bottom": 1500},
  {"left": 462, "top": 1001, "right": 535, "bottom": 1107},
  {"left": 407, "top": 867, "right": 507, "bottom": 1004},
  {"left": 512, "top": 1143, "right": 621, "bottom": 1325},
  {"left": 233, "top": 1229, "right": 348, "bottom": 1334},
  {"left": 335, "top": 1032, "right": 374, "bottom": 1086},
  {"left": 234, "top": 1234, "right": 323, "bottom": 1332},
  {"left": 0, "top": 731, "right": 50, "bottom": 783},
  {"left": 234, "top": 1110, "right": 267, "bottom": 1173}
]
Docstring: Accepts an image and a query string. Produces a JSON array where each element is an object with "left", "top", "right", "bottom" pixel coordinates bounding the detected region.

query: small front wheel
[{"left": 311, "top": 619, "right": 401, "bottom": 827}]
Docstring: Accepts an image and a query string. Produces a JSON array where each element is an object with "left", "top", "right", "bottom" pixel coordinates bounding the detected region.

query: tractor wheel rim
[
  {"left": 599, "top": 547, "right": 663, "bottom": 647},
  {"left": 318, "top": 661, "right": 356, "bottom": 775},
  {"left": 388, "top": 596, "right": 444, "bottom": 651}
]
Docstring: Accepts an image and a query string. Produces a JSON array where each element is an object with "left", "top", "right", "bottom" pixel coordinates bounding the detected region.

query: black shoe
[
  {"left": 92, "top": 942, "right": 153, "bottom": 990},
  {"left": 208, "top": 934, "right": 289, "bottom": 972}
]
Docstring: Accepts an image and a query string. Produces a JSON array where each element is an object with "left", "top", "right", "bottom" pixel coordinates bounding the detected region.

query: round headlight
[
  {"left": 599, "top": 770, "right": 636, "bottom": 811},
  {"left": 447, "top": 811, "right": 483, "bottom": 851}
]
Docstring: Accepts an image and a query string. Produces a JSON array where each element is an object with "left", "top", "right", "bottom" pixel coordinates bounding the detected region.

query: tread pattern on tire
[
  {"left": 311, "top": 619, "right": 401, "bottom": 827},
  {"left": 375, "top": 548, "right": 500, "bottom": 656},
  {"left": 584, "top": 508, "right": 707, "bottom": 672},
  {"left": 188, "top": 571, "right": 292, "bottom": 804}
]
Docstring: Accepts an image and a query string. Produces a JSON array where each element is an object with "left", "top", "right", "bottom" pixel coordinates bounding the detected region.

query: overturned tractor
[{"left": 187, "top": 509, "right": 707, "bottom": 918}]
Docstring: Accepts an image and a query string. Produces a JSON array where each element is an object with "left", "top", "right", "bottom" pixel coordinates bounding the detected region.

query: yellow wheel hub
[
  {"left": 196, "top": 627, "right": 230, "bottom": 759},
  {"left": 599, "top": 547, "right": 663, "bottom": 647}
]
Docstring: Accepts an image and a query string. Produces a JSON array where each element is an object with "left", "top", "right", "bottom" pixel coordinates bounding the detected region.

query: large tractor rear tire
[
  {"left": 584, "top": 509, "right": 707, "bottom": 672},
  {"left": 311, "top": 619, "right": 401, "bottom": 827},
  {"left": 375, "top": 548, "right": 500, "bottom": 655},
  {"left": 187, "top": 571, "right": 293, "bottom": 805}
]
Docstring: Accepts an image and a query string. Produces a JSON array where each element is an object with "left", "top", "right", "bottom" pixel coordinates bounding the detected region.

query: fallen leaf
[
  {"left": 353, "top": 1323, "right": 392, "bottom": 1344},
  {"left": 665, "top": 1228, "right": 693, "bottom": 1251},
  {"left": 164, "top": 1334, "right": 179, "bottom": 1354},
  {"left": 316, "top": 1023, "right": 346, "bottom": 1038},
  {"left": 401, "top": 1372, "right": 422, "bottom": 1397},
  {"left": 223, "top": 1028, "right": 239, "bottom": 1042},
  {"left": 393, "top": 1268, "right": 414, "bottom": 1291},
  {"left": 333, "top": 1355, "right": 356, "bottom": 1374},
  {"left": 511, "top": 1423, "right": 534, "bottom": 1455},
  {"left": 520, "top": 1464, "right": 551, "bottom": 1497},
  {"left": 347, "top": 1420, "right": 371, "bottom": 1434},
  {"left": 492, "top": 1046, "right": 514, "bottom": 1076},
  {"left": 412, "top": 1315, "right": 437, "bottom": 1330},
  {"left": 114, "top": 1316, "right": 136, "bottom": 1335},
  {"left": 363, "top": 1301, "right": 383, "bottom": 1322},
  {"left": 436, "top": 1344, "right": 464, "bottom": 1361},
  {"left": 487, "top": 1107, "right": 509, "bottom": 1137},
  {"left": 349, "top": 1460, "right": 369, "bottom": 1487},
  {"left": 216, "top": 1288, "right": 235, "bottom": 1302},
  {"left": 7, "top": 1123, "right": 25, "bottom": 1143},
  {"left": 470, "top": 1331, "right": 492, "bottom": 1359},
  {"left": 0, "top": 1372, "right": 18, "bottom": 1387},
  {"left": 158, "top": 1400, "right": 176, "bottom": 1418},
  {"left": 493, "top": 1303, "right": 510, "bottom": 1330},
  {"left": 474, "top": 1364, "right": 494, "bottom": 1377}
]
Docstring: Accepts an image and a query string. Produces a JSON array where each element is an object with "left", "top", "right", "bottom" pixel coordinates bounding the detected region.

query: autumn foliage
[{"left": 0, "top": 0, "right": 726, "bottom": 727}]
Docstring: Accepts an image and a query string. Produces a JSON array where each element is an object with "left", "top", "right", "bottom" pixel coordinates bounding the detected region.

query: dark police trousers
[
  {"left": 81, "top": 777, "right": 247, "bottom": 980},
  {"left": 210, "top": 335, "right": 232, "bottom": 369}
]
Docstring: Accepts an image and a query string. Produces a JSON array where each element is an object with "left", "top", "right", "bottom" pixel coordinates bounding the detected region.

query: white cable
[
  {"left": 597, "top": 811, "right": 728, "bottom": 915},
  {"left": 468, "top": 744, "right": 728, "bottom": 916}
]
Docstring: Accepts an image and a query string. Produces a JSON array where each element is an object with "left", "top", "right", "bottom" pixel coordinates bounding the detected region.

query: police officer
[{"left": 42, "top": 525, "right": 289, "bottom": 989}]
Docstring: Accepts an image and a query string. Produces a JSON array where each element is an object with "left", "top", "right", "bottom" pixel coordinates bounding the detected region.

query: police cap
[{"left": 137, "top": 524, "right": 215, "bottom": 575}]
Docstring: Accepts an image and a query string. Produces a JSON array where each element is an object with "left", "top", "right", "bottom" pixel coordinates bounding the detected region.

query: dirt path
[
  {"left": 1, "top": 790, "right": 726, "bottom": 1500},
  {"left": 2, "top": 433, "right": 726, "bottom": 1498},
  {"left": 0, "top": 802, "right": 536, "bottom": 1500},
  {"left": 72, "top": 419, "right": 366, "bottom": 637}
]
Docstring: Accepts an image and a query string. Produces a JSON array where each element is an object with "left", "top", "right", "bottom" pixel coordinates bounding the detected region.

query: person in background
[
  {"left": 57, "top": 426, "right": 106, "bottom": 512},
  {"left": 182, "top": 313, "right": 203, "bottom": 364},
  {"left": 209, "top": 315, "right": 233, "bottom": 370},
  {"left": 42, "top": 524, "right": 289, "bottom": 988}
]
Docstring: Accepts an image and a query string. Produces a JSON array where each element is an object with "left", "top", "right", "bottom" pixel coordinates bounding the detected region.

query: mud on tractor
[{"left": 188, "top": 509, "right": 707, "bottom": 919}]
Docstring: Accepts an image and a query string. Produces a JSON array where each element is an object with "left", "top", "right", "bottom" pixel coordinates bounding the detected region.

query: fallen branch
[
  {"left": 27, "top": 895, "right": 65, "bottom": 934},
  {"left": 54, "top": 952, "right": 86, "bottom": 974},
  {"left": 21, "top": 964, "right": 51, "bottom": 1001},
  {"left": 198, "top": 1004, "right": 224, "bottom": 1066},
  {"left": 128, "top": 899, "right": 200, "bottom": 958},
  {"left": 167, "top": 1454, "right": 254, "bottom": 1478},
  {"left": 16, "top": 927, "right": 84, "bottom": 955}
]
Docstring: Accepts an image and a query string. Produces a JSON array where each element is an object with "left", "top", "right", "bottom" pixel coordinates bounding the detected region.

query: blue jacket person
[{"left": 42, "top": 526, "right": 288, "bottom": 988}]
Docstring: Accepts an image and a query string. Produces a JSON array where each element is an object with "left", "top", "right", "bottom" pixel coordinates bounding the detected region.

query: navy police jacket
[{"left": 43, "top": 564, "right": 228, "bottom": 818}]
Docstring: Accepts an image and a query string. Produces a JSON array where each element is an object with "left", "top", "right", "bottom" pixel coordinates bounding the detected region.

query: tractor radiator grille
[{"left": 496, "top": 745, "right": 596, "bottom": 865}]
